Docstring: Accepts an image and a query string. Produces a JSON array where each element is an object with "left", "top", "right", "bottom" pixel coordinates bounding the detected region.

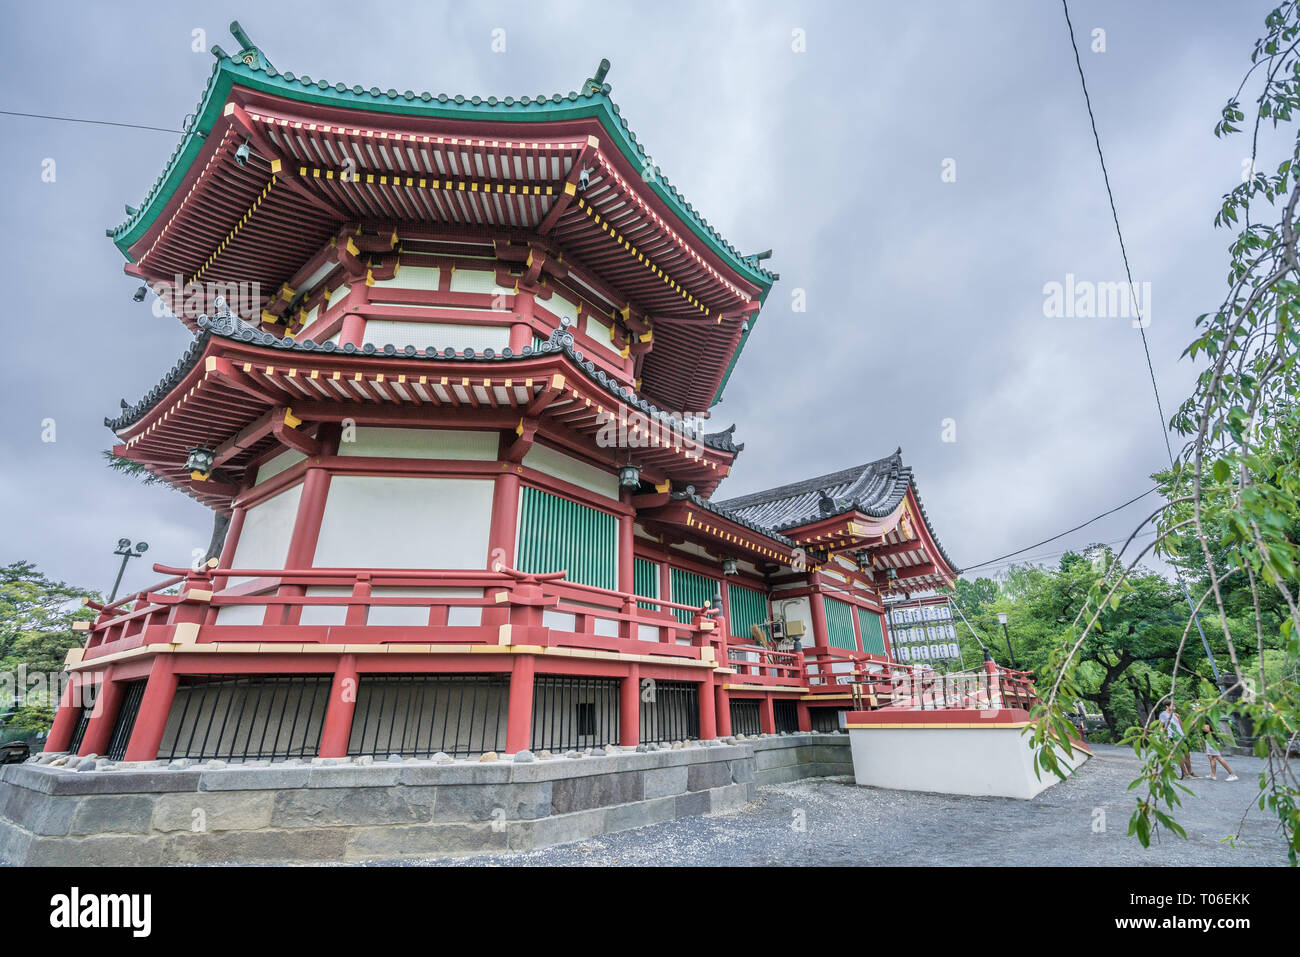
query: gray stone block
[
  {"left": 686, "top": 761, "right": 730, "bottom": 792},
  {"left": 164, "top": 827, "right": 350, "bottom": 864},
  {"left": 306, "top": 765, "right": 402, "bottom": 788},
  {"left": 729, "top": 759, "right": 756, "bottom": 785},
  {"left": 397, "top": 762, "right": 511, "bottom": 786},
  {"left": 604, "top": 794, "right": 677, "bottom": 833},
  {"left": 0, "top": 818, "right": 34, "bottom": 864},
  {"left": 0, "top": 784, "right": 77, "bottom": 836},
  {"left": 152, "top": 791, "right": 277, "bottom": 833},
  {"left": 345, "top": 822, "right": 508, "bottom": 860},
  {"left": 675, "top": 788, "right": 711, "bottom": 817},
  {"left": 271, "top": 785, "right": 435, "bottom": 828},
  {"left": 200, "top": 766, "right": 311, "bottom": 791},
  {"left": 709, "top": 782, "right": 755, "bottom": 814},
  {"left": 527, "top": 806, "right": 607, "bottom": 849},
  {"left": 432, "top": 782, "right": 551, "bottom": 823},
  {"left": 69, "top": 795, "right": 157, "bottom": 836},
  {"left": 26, "top": 834, "right": 169, "bottom": 867},
  {"left": 643, "top": 765, "right": 688, "bottom": 799},
  {"left": 550, "top": 770, "right": 643, "bottom": 815}
]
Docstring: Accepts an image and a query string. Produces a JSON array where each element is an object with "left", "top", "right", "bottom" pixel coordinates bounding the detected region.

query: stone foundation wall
[{"left": 0, "top": 732, "right": 850, "bottom": 865}]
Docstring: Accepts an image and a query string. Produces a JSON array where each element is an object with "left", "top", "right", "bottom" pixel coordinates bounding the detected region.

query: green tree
[{"left": 0, "top": 562, "right": 95, "bottom": 722}]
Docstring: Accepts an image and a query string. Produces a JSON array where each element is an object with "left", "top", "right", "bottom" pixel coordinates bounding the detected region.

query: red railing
[{"left": 78, "top": 562, "right": 1038, "bottom": 712}]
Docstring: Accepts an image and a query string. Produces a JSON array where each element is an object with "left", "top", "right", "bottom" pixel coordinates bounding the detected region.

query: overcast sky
[{"left": 0, "top": 0, "right": 1281, "bottom": 597}]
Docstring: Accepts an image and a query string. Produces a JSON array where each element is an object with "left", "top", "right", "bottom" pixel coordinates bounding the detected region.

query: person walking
[
  {"left": 1167, "top": 705, "right": 1198, "bottom": 779},
  {"left": 1202, "top": 722, "right": 1239, "bottom": 781}
]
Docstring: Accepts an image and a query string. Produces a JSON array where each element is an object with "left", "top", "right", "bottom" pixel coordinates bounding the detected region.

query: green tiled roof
[{"left": 107, "top": 27, "right": 779, "bottom": 311}]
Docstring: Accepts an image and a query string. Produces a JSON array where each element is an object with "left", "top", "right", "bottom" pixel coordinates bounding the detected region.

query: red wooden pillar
[
  {"left": 715, "top": 683, "right": 731, "bottom": 738},
  {"left": 510, "top": 290, "right": 535, "bottom": 350},
  {"left": 319, "top": 654, "right": 358, "bottom": 758},
  {"left": 759, "top": 694, "right": 776, "bottom": 735},
  {"left": 698, "top": 669, "right": 717, "bottom": 740},
  {"left": 267, "top": 464, "right": 331, "bottom": 626},
  {"left": 618, "top": 495, "right": 636, "bottom": 638},
  {"left": 78, "top": 668, "right": 122, "bottom": 757},
  {"left": 797, "top": 701, "right": 813, "bottom": 732},
  {"left": 44, "top": 675, "right": 84, "bottom": 753},
  {"left": 123, "top": 656, "right": 179, "bottom": 761},
  {"left": 505, "top": 654, "right": 535, "bottom": 754},
  {"left": 620, "top": 663, "right": 640, "bottom": 746},
  {"left": 810, "top": 589, "right": 830, "bottom": 647},
  {"left": 485, "top": 470, "right": 521, "bottom": 629}
]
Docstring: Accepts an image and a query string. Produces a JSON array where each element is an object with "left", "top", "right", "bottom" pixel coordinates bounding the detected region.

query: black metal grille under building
[
  {"left": 639, "top": 680, "right": 699, "bottom": 744},
  {"left": 729, "top": 698, "right": 762, "bottom": 737},
  {"left": 532, "top": 675, "right": 620, "bottom": 752},
  {"left": 348, "top": 675, "right": 508, "bottom": 758},
  {"left": 158, "top": 675, "right": 330, "bottom": 761},
  {"left": 105, "top": 681, "right": 147, "bottom": 761},
  {"left": 773, "top": 698, "right": 800, "bottom": 734},
  {"left": 809, "top": 707, "right": 845, "bottom": 733},
  {"left": 65, "top": 685, "right": 96, "bottom": 755}
]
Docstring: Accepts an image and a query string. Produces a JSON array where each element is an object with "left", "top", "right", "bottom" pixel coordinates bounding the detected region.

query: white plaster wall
[
  {"left": 312, "top": 476, "right": 493, "bottom": 569},
  {"left": 522, "top": 443, "right": 619, "bottom": 500},
  {"left": 255, "top": 449, "right": 306, "bottom": 485},
  {"left": 338, "top": 427, "right": 497, "bottom": 460},
  {"left": 361, "top": 319, "right": 510, "bottom": 352},
  {"left": 449, "top": 269, "right": 514, "bottom": 298},
  {"left": 229, "top": 484, "right": 303, "bottom": 572},
  {"left": 848, "top": 726, "right": 1090, "bottom": 799},
  {"left": 371, "top": 265, "right": 439, "bottom": 290}
]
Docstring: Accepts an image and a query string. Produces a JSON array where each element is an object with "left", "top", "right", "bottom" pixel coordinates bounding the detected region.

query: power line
[
  {"left": 0, "top": 108, "right": 197, "bottom": 136},
  {"left": 1060, "top": 0, "right": 1175, "bottom": 467},
  {"left": 961, "top": 486, "right": 1159, "bottom": 572},
  {"left": 1059, "top": 0, "right": 1220, "bottom": 682}
]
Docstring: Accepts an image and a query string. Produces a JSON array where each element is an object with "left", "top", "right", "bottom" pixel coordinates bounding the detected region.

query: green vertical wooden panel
[
  {"left": 823, "top": 597, "right": 858, "bottom": 651},
  {"left": 727, "top": 583, "right": 768, "bottom": 641},
  {"left": 670, "top": 568, "right": 717, "bottom": 623},
  {"left": 634, "top": 557, "right": 659, "bottom": 611},
  {"left": 856, "top": 607, "right": 887, "bottom": 656},
  {"left": 516, "top": 486, "right": 616, "bottom": 590}
]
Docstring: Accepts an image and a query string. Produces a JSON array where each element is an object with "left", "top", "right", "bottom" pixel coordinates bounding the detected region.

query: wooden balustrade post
[{"left": 345, "top": 575, "right": 371, "bottom": 627}]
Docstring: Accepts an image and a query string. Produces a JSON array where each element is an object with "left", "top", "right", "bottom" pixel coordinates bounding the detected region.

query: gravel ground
[{"left": 397, "top": 744, "right": 1289, "bottom": 867}]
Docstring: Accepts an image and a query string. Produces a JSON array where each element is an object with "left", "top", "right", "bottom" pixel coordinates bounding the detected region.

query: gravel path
[{"left": 397, "top": 744, "right": 1289, "bottom": 866}]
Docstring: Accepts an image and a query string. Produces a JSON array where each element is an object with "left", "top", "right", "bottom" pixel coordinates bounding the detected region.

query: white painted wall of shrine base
[{"left": 847, "top": 725, "right": 1090, "bottom": 800}]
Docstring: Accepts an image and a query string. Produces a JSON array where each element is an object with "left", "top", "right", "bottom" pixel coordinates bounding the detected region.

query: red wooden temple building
[{"left": 49, "top": 25, "right": 962, "bottom": 764}]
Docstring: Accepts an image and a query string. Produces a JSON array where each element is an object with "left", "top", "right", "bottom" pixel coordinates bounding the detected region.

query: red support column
[
  {"left": 698, "top": 669, "right": 717, "bottom": 740},
  {"left": 810, "top": 589, "right": 830, "bottom": 648},
  {"left": 759, "top": 694, "right": 776, "bottom": 735},
  {"left": 485, "top": 470, "right": 521, "bottom": 629},
  {"left": 44, "top": 675, "right": 84, "bottom": 753},
  {"left": 510, "top": 290, "right": 535, "bottom": 350},
  {"left": 618, "top": 496, "right": 636, "bottom": 638},
  {"left": 620, "top": 663, "right": 640, "bottom": 746},
  {"left": 123, "top": 656, "right": 179, "bottom": 761},
  {"left": 797, "top": 701, "right": 813, "bottom": 732},
  {"left": 319, "top": 654, "right": 358, "bottom": 758},
  {"left": 715, "top": 683, "right": 732, "bottom": 738},
  {"left": 267, "top": 463, "right": 332, "bottom": 626},
  {"left": 78, "top": 668, "right": 123, "bottom": 757},
  {"left": 505, "top": 654, "right": 535, "bottom": 754}
]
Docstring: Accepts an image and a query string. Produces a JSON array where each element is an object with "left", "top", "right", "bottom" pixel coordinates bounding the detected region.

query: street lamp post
[
  {"left": 108, "top": 538, "right": 149, "bottom": 603},
  {"left": 997, "top": 612, "right": 1019, "bottom": 670}
]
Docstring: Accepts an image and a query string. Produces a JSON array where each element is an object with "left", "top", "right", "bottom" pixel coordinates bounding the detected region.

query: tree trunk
[{"left": 203, "top": 511, "right": 231, "bottom": 564}]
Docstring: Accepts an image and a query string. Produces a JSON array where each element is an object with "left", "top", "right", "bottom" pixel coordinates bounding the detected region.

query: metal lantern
[
  {"left": 186, "top": 445, "right": 216, "bottom": 481},
  {"left": 855, "top": 549, "right": 872, "bottom": 572},
  {"left": 619, "top": 464, "right": 641, "bottom": 489},
  {"left": 722, "top": 557, "right": 738, "bottom": 576}
]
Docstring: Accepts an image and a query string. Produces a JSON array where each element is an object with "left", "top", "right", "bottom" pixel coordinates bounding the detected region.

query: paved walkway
[{"left": 410, "top": 744, "right": 1289, "bottom": 866}]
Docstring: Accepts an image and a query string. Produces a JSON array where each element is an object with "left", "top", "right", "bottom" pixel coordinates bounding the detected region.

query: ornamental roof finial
[
  {"left": 583, "top": 58, "right": 611, "bottom": 96},
  {"left": 222, "top": 20, "right": 275, "bottom": 72}
]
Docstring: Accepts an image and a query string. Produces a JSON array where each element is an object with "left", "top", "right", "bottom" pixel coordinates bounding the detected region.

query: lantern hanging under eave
[
  {"left": 186, "top": 445, "right": 216, "bottom": 481},
  {"left": 722, "top": 557, "right": 738, "bottom": 577},
  {"left": 618, "top": 464, "right": 641, "bottom": 489}
]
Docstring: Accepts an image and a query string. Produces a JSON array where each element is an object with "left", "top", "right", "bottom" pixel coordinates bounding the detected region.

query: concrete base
[
  {"left": 0, "top": 733, "right": 848, "bottom": 865},
  {"left": 847, "top": 720, "right": 1089, "bottom": 800}
]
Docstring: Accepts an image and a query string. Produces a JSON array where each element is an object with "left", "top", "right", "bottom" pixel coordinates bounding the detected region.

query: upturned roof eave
[{"left": 107, "top": 57, "right": 777, "bottom": 297}]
